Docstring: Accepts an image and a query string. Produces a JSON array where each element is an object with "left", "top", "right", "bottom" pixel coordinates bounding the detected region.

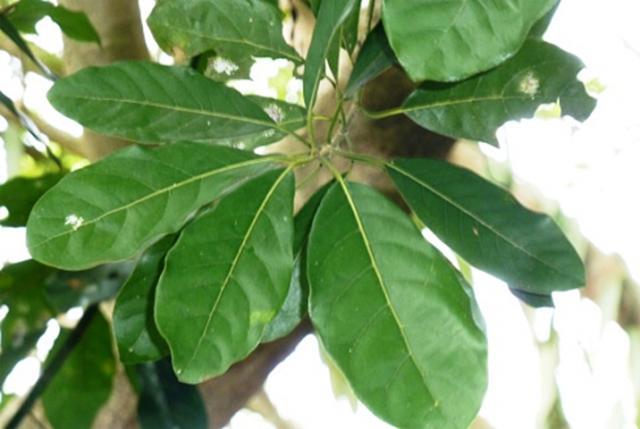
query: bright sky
[{"left": 1, "top": 0, "right": 640, "bottom": 428}]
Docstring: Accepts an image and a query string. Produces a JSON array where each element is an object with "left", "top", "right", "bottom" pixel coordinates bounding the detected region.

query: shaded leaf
[
  {"left": 307, "top": 181, "right": 487, "bottom": 429},
  {"left": 47, "top": 62, "right": 282, "bottom": 146},
  {"left": 0, "top": 173, "right": 63, "bottom": 227},
  {"left": 137, "top": 359, "right": 208, "bottom": 429},
  {"left": 345, "top": 24, "right": 396, "bottom": 98},
  {"left": 8, "top": 0, "right": 100, "bottom": 44},
  {"left": 113, "top": 237, "right": 176, "bottom": 364},
  {"left": 0, "top": 14, "right": 55, "bottom": 79},
  {"left": 388, "top": 158, "right": 585, "bottom": 294},
  {"left": 510, "top": 288, "right": 554, "bottom": 308},
  {"left": 401, "top": 40, "right": 596, "bottom": 145},
  {"left": 27, "top": 143, "right": 276, "bottom": 270},
  {"left": 42, "top": 311, "right": 115, "bottom": 429},
  {"left": 382, "top": 0, "right": 556, "bottom": 81},
  {"left": 156, "top": 169, "right": 295, "bottom": 383},
  {"left": 529, "top": 1, "right": 560, "bottom": 39}
]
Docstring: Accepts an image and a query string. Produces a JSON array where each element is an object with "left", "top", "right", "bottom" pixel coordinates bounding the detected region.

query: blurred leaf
[
  {"left": 8, "top": 0, "right": 100, "bottom": 44},
  {"left": 47, "top": 62, "right": 281, "bottom": 146},
  {"left": 0, "top": 173, "right": 64, "bottom": 227},
  {"left": 345, "top": 24, "right": 396, "bottom": 98},
  {"left": 382, "top": 0, "right": 556, "bottom": 81},
  {"left": 156, "top": 169, "right": 295, "bottom": 383},
  {"left": 388, "top": 158, "right": 585, "bottom": 294},
  {"left": 400, "top": 40, "right": 596, "bottom": 145},
  {"left": 113, "top": 237, "right": 175, "bottom": 364},
  {"left": 510, "top": 288, "right": 554, "bottom": 308},
  {"left": 0, "top": 14, "right": 55, "bottom": 79},
  {"left": 0, "top": 329, "right": 43, "bottom": 386},
  {"left": 42, "top": 311, "right": 115, "bottom": 429},
  {"left": 27, "top": 143, "right": 276, "bottom": 270},
  {"left": 136, "top": 359, "right": 208, "bottom": 429},
  {"left": 307, "top": 181, "right": 487, "bottom": 428}
]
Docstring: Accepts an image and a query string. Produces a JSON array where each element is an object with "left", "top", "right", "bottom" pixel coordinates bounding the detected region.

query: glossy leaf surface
[
  {"left": 401, "top": 40, "right": 596, "bottom": 145},
  {"left": 27, "top": 143, "right": 275, "bottom": 270},
  {"left": 308, "top": 181, "right": 487, "bottom": 429},
  {"left": 382, "top": 0, "right": 556, "bottom": 81},
  {"left": 388, "top": 158, "right": 585, "bottom": 294},
  {"left": 47, "top": 62, "right": 280, "bottom": 146},
  {"left": 114, "top": 237, "right": 176, "bottom": 364},
  {"left": 156, "top": 169, "right": 295, "bottom": 383}
]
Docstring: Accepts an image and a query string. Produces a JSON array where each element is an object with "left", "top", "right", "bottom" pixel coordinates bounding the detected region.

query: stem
[
  {"left": 366, "top": 0, "right": 377, "bottom": 33},
  {"left": 334, "top": 149, "right": 386, "bottom": 168},
  {"left": 6, "top": 305, "right": 99, "bottom": 429},
  {"left": 361, "top": 105, "right": 406, "bottom": 120}
]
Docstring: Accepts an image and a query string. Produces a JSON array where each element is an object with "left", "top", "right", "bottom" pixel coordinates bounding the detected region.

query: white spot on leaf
[
  {"left": 209, "top": 57, "right": 239, "bottom": 76},
  {"left": 264, "top": 103, "right": 285, "bottom": 122},
  {"left": 64, "top": 214, "right": 84, "bottom": 231},
  {"left": 519, "top": 71, "right": 540, "bottom": 97}
]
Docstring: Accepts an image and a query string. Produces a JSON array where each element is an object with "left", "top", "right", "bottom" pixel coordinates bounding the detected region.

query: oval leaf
[
  {"left": 382, "top": 0, "right": 556, "bottom": 82},
  {"left": 307, "top": 181, "right": 487, "bottom": 429},
  {"left": 388, "top": 158, "right": 585, "bottom": 294},
  {"left": 155, "top": 169, "right": 295, "bottom": 383},
  {"left": 47, "top": 61, "right": 280, "bottom": 146},
  {"left": 401, "top": 40, "right": 596, "bottom": 145},
  {"left": 27, "top": 143, "right": 276, "bottom": 270},
  {"left": 114, "top": 237, "right": 176, "bottom": 364}
]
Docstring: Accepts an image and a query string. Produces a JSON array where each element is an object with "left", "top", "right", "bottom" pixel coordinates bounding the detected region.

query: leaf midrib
[{"left": 31, "top": 157, "right": 275, "bottom": 249}]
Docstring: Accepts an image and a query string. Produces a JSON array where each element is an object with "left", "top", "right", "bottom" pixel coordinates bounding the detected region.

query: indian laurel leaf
[
  {"left": 155, "top": 169, "right": 295, "bottom": 384},
  {"left": 47, "top": 61, "right": 281, "bottom": 146},
  {"left": 26, "top": 143, "right": 276, "bottom": 270},
  {"left": 381, "top": 0, "right": 556, "bottom": 82},
  {"left": 388, "top": 158, "right": 585, "bottom": 294},
  {"left": 400, "top": 40, "right": 596, "bottom": 145},
  {"left": 307, "top": 181, "right": 487, "bottom": 429}
]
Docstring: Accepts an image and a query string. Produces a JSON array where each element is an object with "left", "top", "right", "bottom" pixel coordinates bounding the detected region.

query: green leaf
[
  {"left": 155, "top": 169, "right": 295, "bottom": 383},
  {"left": 262, "top": 182, "right": 331, "bottom": 342},
  {"left": 307, "top": 181, "right": 487, "bottom": 429},
  {"left": 8, "top": 0, "right": 100, "bottom": 44},
  {"left": 529, "top": 1, "right": 560, "bottom": 39},
  {"left": 136, "top": 359, "right": 208, "bottom": 429},
  {"left": 400, "top": 40, "right": 596, "bottom": 145},
  {"left": 510, "top": 288, "right": 554, "bottom": 308},
  {"left": 27, "top": 143, "right": 276, "bottom": 270},
  {"left": 245, "top": 96, "right": 306, "bottom": 146},
  {"left": 381, "top": 0, "right": 556, "bottom": 82},
  {"left": 342, "top": 0, "right": 361, "bottom": 54},
  {"left": 47, "top": 61, "right": 283, "bottom": 146},
  {"left": 42, "top": 311, "right": 116, "bottom": 429},
  {"left": 148, "top": 0, "right": 301, "bottom": 72},
  {"left": 0, "top": 14, "right": 55, "bottom": 79},
  {"left": 114, "top": 237, "right": 176, "bottom": 364},
  {"left": 303, "top": 0, "right": 358, "bottom": 109},
  {"left": 0, "top": 173, "right": 63, "bottom": 227},
  {"left": 387, "top": 158, "right": 585, "bottom": 294},
  {"left": 345, "top": 24, "right": 396, "bottom": 98}
]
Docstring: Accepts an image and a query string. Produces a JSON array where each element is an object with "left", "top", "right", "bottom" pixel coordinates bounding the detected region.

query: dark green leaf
[
  {"left": 382, "top": 0, "right": 556, "bottom": 81},
  {"left": 345, "top": 24, "right": 396, "bottom": 98},
  {"left": 401, "top": 40, "right": 596, "bottom": 145},
  {"left": 388, "top": 158, "right": 585, "bottom": 294},
  {"left": 113, "top": 237, "right": 176, "bottom": 364},
  {"left": 148, "top": 0, "right": 301, "bottom": 77},
  {"left": 156, "top": 169, "right": 295, "bottom": 383},
  {"left": 0, "top": 173, "right": 63, "bottom": 227},
  {"left": 529, "top": 1, "right": 560, "bottom": 39},
  {"left": 510, "top": 288, "right": 554, "bottom": 308},
  {"left": 342, "top": 0, "right": 361, "bottom": 54},
  {"left": 307, "top": 181, "right": 487, "bottom": 429},
  {"left": 137, "top": 359, "right": 208, "bottom": 429},
  {"left": 8, "top": 0, "right": 100, "bottom": 44},
  {"left": 0, "top": 14, "right": 55, "bottom": 79},
  {"left": 47, "top": 62, "right": 282, "bottom": 146},
  {"left": 42, "top": 311, "right": 115, "bottom": 429},
  {"left": 303, "top": 0, "right": 358, "bottom": 109},
  {"left": 245, "top": 96, "right": 306, "bottom": 146},
  {"left": 27, "top": 143, "right": 277, "bottom": 270}
]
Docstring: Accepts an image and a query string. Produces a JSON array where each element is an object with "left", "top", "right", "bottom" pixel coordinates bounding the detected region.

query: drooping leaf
[
  {"left": 510, "top": 288, "right": 554, "bottom": 308},
  {"left": 113, "top": 237, "right": 176, "bottom": 364},
  {"left": 0, "top": 173, "right": 63, "bottom": 227},
  {"left": 136, "top": 359, "right": 208, "bottom": 429},
  {"left": 8, "top": 0, "right": 100, "bottom": 44},
  {"left": 262, "top": 182, "right": 331, "bottom": 342},
  {"left": 387, "top": 158, "right": 585, "bottom": 294},
  {"left": 303, "top": 0, "right": 358, "bottom": 109},
  {"left": 156, "top": 169, "right": 295, "bottom": 383},
  {"left": 307, "top": 180, "right": 487, "bottom": 429},
  {"left": 27, "top": 143, "right": 276, "bottom": 270},
  {"left": 345, "top": 24, "right": 396, "bottom": 98},
  {"left": 381, "top": 0, "right": 556, "bottom": 82},
  {"left": 0, "top": 14, "right": 55, "bottom": 79},
  {"left": 400, "top": 40, "right": 596, "bottom": 145},
  {"left": 148, "top": 0, "right": 301, "bottom": 71},
  {"left": 47, "top": 62, "right": 283, "bottom": 146},
  {"left": 42, "top": 311, "right": 116, "bottom": 429}
]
